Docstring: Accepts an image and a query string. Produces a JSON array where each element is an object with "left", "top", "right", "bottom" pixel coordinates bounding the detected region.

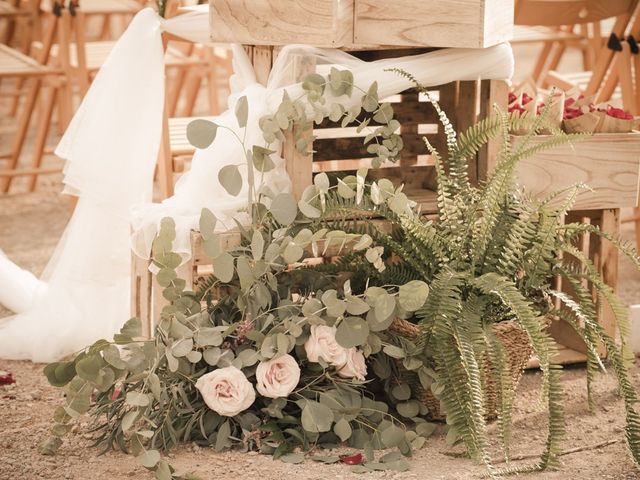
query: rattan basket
[{"left": 390, "top": 318, "right": 533, "bottom": 421}]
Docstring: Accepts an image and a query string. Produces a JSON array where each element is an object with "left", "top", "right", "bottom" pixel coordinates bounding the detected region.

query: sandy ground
[{"left": 3, "top": 43, "right": 640, "bottom": 479}]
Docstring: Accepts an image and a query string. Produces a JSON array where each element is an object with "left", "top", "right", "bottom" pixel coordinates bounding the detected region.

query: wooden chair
[
  {"left": 514, "top": 0, "right": 638, "bottom": 91},
  {"left": 0, "top": 10, "right": 66, "bottom": 193}
]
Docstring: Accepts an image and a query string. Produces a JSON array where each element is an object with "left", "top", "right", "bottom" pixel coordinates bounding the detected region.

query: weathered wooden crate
[
  {"left": 209, "top": 0, "right": 513, "bottom": 49},
  {"left": 354, "top": 0, "right": 514, "bottom": 48},
  {"left": 209, "top": 0, "right": 354, "bottom": 47},
  {"left": 515, "top": 133, "right": 640, "bottom": 210}
]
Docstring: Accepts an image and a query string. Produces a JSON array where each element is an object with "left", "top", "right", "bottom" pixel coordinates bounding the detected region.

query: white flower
[
  {"left": 304, "top": 325, "right": 348, "bottom": 367},
  {"left": 195, "top": 366, "right": 255, "bottom": 417},
  {"left": 256, "top": 354, "right": 301, "bottom": 398},
  {"left": 338, "top": 348, "right": 367, "bottom": 381}
]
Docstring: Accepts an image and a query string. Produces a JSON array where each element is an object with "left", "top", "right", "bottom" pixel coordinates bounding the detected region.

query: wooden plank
[
  {"left": 478, "top": 80, "right": 508, "bottom": 181},
  {"left": 354, "top": 0, "right": 513, "bottom": 48},
  {"left": 527, "top": 344, "right": 587, "bottom": 369},
  {"left": 209, "top": 0, "right": 354, "bottom": 47},
  {"left": 313, "top": 132, "right": 435, "bottom": 161},
  {"left": 514, "top": 133, "right": 640, "bottom": 210}
]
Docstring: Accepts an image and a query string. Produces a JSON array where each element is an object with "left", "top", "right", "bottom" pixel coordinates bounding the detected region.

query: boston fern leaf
[{"left": 554, "top": 271, "right": 640, "bottom": 465}]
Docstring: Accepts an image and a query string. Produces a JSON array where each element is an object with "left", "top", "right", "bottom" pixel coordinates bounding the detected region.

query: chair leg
[
  {"left": 156, "top": 107, "right": 174, "bottom": 199},
  {"left": 532, "top": 41, "right": 554, "bottom": 85},
  {"left": 182, "top": 69, "right": 202, "bottom": 116},
  {"left": 618, "top": 44, "right": 637, "bottom": 115},
  {"left": 1, "top": 77, "right": 42, "bottom": 193},
  {"left": 27, "top": 85, "right": 57, "bottom": 192}
]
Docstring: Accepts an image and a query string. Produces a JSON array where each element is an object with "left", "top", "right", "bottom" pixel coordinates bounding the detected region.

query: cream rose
[
  {"left": 256, "top": 354, "right": 301, "bottom": 398},
  {"left": 304, "top": 325, "right": 348, "bottom": 367},
  {"left": 338, "top": 348, "right": 367, "bottom": 381},
  {"left": 195, "top": 366, "right": 255, "bottom": 417}
]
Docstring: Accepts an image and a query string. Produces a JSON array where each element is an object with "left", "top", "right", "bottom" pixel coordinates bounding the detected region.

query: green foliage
[{"left": 42, "top": 68, "right": 640, "bottom": 480}]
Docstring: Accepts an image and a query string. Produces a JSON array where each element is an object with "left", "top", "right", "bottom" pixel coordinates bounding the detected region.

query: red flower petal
[
  {"left": 0, "top": 372, "right": 15, "bottom": 385},
  {"left": 340, "top": 453, "right": 364, "bottom": 465}
]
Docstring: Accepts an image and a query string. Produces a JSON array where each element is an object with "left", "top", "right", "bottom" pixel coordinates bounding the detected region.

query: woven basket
[{"left": 389, "top": 318, "right": 533, "bottom": 421}]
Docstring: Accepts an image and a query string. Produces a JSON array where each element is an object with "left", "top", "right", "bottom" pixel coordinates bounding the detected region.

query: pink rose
[
  {"left": 338, "top": 348, "right": 367, "bottom": 381},
  {"left": 256, "top": 354, "right": 301, "bottom": 398},
  {"left": 305, "top": 325, "right": 348, "bottom": 367},
  {"left": 195, "top": 366, "right": 255, "bottom": 417}
]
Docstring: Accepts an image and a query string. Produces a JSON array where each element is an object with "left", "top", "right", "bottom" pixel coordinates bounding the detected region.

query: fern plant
[{"left": 299, "top": 75, "right": 640, "bottom": 475}]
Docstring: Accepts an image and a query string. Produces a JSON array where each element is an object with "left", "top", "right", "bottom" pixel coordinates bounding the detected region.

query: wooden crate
[
  {"left": 209, "top": 0, "right": 354, "bottom": 47},
  {"left": 515, "top": 133, "right": 640, "bottom": 210},
  {"left": 353, "top": 0, "right": 514, "bottom": 48},
  {"left": 209, "top": 0, "right": 513, "bottom": 49}
]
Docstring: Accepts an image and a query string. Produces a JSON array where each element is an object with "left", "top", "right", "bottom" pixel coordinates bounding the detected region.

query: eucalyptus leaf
[
  {"left": 301, "top": 400, "right": 334, "bottom": 433},
  {"left": 218, "top": 164, "right": 242, "bottom": 196},
  {"left": 187, "top": 119, "right": 218, "bottom": 149},
  {"left": 251, "top": 231, "right": 264, "bottom": 260},
  {"left": 236, "top": 256, "right": 255, "bottom": 291},
  {"left": 336, "top": 317, "right": 369, "bottom": 348},
  {"left": 122, "top": 410, "right": 139, "bottom": 432},
  {"left": 398, "top": 280, "right": 430, "bottom": 312},
  {"left": 199, "top": 208, "right": 217, "bottom": 240},
  {"left": 235, "top": 96, "right": 249, "bottom": 128},
  {"left": 333, "top": 418, "right": 352, "bottom": 442},
  {"left": 270, "top": 193, "right": 298, "bottom": 226},
  {"left": 137, "top": 449, "right": 161, "bottom": 468},
  {"left": 280, "top": 452, "right": 305, "bottom": 464},
  {"left": 381, "top": 424, "right": 405, "bottom": 448},
  {"left": 213, "top": 252, "right": 234, "bottom": 283},
  {"left": 126, "top": 392, "right": 150, "bottom": 407}
]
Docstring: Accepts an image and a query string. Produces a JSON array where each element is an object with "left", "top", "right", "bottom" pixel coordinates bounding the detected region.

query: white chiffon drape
[{"left": 0, "top": 6, "right": 513, "bottom": 362}]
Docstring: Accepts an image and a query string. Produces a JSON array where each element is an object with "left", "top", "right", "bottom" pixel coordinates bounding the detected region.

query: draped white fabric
[{"left": 0, "top": 6, "right": 513, "bottom": 362}]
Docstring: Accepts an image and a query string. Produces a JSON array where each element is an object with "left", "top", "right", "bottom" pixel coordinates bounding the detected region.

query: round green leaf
[
  {"left": 218, "top": 164, "right": 242, "bottom": 196},
  {"left": 397, "top": 401, "right": 420, "bottom": 418},
  {"left": 126, "top": 392, "right": 150, "bottom": 407},
  {"left": 137, "top": 449, "right": 161, "bottom": 468},
  {"left": 199, "top": 208, "right": 217, "bottom": 240},
  {"left": 398, "top": 280, "right": 429, "bottom": 312},
  {"left": 333, "top": 418, "right": 352, "bottom": 442},
  {"left": 235, "top": 95, "right": 249, "bottom": 128},
  {"left": 301, "top": 400, "right": 334, "bottom": 433},
  {"left": 187, "top": 119, "right": 218, "bottom": 149},
  {"left": 213, "top": 252, "right": 234, "bottom": 283},
  {"left": 270, "top": 193, "right": 298, "bottom": 226},
  {"left": 391, "top": 383, "right": 411, "bottom": 401},
  {"left": 336, "top": 317, "right": 370, "bottom": 348},
  {"left": 381, "top": 424, "right": 405, "bottom": 448}
]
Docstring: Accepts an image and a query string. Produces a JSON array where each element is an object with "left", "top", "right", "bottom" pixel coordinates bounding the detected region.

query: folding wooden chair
[
  {"left": 514, "top": 0, "right": 638, "bottom": 92},
  {"left": 0, "top": 11, "right": 66, "bottom": 193}
]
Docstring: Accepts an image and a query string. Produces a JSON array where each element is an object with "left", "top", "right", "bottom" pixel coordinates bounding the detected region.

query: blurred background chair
[{"left": 0, "top": 0, "right": 233, "bottom": 196}]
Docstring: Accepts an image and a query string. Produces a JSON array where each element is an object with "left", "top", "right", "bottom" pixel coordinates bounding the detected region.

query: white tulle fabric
[{"left": 0, "top": 6, "right": 513, "bottom": 362}]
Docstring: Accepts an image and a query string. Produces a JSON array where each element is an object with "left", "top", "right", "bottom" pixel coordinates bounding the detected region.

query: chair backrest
[{"left": 515, "top": 0, "right": 636, "bottom": 26}]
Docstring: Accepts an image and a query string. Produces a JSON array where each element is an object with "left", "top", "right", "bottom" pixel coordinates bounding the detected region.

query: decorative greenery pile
[{"left": 40, "top": 66, "right": 640, "bottom": 480}]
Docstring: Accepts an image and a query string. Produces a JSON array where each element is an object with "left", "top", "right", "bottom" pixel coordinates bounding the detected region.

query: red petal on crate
[
  {"left": 0, "top": 372, "right": 15, "bottom": 385},
  {"left": 340, "top": 453, "right": 363, "bottom": 465},
  {"left": 605, "top": 105, "right": 633, "bottom": 120},
  {"left": 522, "top": 92, "right": 534, "bottom": 105},
  {"left": 508, "top": 92, "right": 517, "bottom": 104}
]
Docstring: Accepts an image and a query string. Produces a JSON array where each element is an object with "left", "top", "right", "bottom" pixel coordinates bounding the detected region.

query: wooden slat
[
  {"left": 210, "top": 0, "right": 353, "bottom": 47},
  {"left": 0, "top": 44, "right": 53, "bottom": 78},
  {"left": 354, "top": 0, "right": 513, "bottom": 48},
  {"left": 514, "top": 133, "right": 640, "bottom": 210}
]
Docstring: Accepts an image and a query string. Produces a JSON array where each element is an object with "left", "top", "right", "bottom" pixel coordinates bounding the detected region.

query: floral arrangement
[
  {"left": 39, "top": 70, "right": 436, "bottom": 479},
  {"left": 40, "top": 67, "right": 640, "bottom": 480},
  {"left": 508, "top": 80, "right": 639, "bottom": 133}
]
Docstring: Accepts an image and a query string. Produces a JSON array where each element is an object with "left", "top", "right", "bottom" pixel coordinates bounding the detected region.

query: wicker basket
[{"left": 390, "top": 318, "right": 533, "bottom": 421}]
